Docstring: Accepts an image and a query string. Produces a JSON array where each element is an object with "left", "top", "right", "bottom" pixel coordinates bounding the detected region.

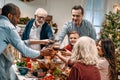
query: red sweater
[
  {"left": 68, "top": 62, "right": 101, "bottom": 80},
  {"left": 64, "top": 44, "right": 73, "bottom": 52}
]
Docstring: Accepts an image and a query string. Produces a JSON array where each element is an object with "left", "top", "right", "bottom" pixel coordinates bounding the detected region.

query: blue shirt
[
  {"left": 0, "top": 15, "right": 39, "bottom": 58},
  {"left": 58, "top": 20, "right": 96, "bottom": 43}
]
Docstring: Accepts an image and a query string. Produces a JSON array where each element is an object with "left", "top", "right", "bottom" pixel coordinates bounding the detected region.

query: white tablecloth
[{"left": 12, "top": 65, "right": 38, "bottom": 80}]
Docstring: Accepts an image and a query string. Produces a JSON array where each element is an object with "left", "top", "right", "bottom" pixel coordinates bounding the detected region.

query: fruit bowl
[{"left": 18, "top": 67, "right": 29, "bottom": 75}]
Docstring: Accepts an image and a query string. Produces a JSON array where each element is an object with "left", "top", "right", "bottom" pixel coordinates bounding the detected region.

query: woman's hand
[
  {"left": 55, "top": 51, "right": 68, "bottom": 63},
  {"left": 61, "top": 49, "right": 72, "bottom": 56}
]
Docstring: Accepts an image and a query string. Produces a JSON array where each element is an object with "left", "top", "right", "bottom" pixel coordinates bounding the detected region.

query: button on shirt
[
  {"left": 30, "top": 22, "right": 42, "bottom": 50},
  {"left": 0, "top": 15, "right": 39, "bottom": 58}
]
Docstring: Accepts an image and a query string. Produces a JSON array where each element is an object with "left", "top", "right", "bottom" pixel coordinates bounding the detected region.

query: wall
[
  {"left": 106, "top": 0, "right": 120, "bottom": 13},
  {"left": 0, "top": 0, "right": 47, "bottom": 18}
]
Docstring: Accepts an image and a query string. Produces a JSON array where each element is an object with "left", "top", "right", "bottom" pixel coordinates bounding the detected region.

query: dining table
[{"left": 12, "top": 57, "right": 70, "bottom": 80}]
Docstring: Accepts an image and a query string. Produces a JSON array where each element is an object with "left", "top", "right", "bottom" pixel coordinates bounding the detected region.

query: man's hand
[
  {"left": 40, "top": 48, "right": 56, "bottom": 56},
  {"left": 41, "top": 39, "right": 54, "bottom": 45}
]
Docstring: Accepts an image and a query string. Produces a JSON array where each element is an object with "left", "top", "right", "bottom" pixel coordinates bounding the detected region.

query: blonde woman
[{"left": 56, "top": 36, "right": 100, "bottom": 80}]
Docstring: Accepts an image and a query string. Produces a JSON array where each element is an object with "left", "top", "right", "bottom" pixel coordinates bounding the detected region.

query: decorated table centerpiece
[{"left": 16, "top": 40, "right": 70, "bottom": 79}]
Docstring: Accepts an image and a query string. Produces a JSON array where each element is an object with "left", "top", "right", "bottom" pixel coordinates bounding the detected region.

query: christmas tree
[
  {"left": 101, "top": 11, "right": 120, "bottom": 48},
  {"left": 101, "top": 11, "right": 120, "bottom": 70}
]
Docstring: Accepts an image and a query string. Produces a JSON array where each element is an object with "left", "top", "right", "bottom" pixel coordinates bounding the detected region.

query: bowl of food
[
  {"left": 18, "top": 67, "right": 29, "bottom": 75},
  {"left": 32, "top": 69, "right": 47, "bottom": 78}
]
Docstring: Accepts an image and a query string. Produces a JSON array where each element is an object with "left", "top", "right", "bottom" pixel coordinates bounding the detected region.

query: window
[{"left": 84, "top": 0, "right": 107, "bottom": 39}]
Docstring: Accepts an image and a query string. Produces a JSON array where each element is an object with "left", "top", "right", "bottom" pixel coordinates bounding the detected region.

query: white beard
[{"left": 35, "top": 20, "right": 44, "bottom": 27}]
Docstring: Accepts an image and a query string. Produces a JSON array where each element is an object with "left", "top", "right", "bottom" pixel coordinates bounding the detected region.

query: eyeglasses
[{"left": 36, "top": 15, "right": 46, "bottom": 20}]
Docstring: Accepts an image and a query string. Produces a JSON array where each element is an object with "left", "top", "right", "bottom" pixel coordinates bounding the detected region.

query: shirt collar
[
  {"left": 0, "top": 15, "right": 10, "bottom": 21},
  {"left": 33, "top": 21, "right": 43, "bottom": 28}
]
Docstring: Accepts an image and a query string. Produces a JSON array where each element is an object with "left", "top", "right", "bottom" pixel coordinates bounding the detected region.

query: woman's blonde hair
[{"left": 71, "top": 36, "right": 99, "bottom": 65}]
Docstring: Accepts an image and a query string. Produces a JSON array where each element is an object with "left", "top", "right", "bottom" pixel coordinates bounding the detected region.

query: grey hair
[
  {"left": 71, "top": 36, "right": 99, "bottom": 65},
  {"left": 34, "top": 8, "right": 48, "bottom": 17}
]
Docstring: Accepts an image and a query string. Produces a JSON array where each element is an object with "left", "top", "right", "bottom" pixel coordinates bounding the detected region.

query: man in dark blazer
[{"left": 22, "top": 8, "right": 54, "bottom": 49}]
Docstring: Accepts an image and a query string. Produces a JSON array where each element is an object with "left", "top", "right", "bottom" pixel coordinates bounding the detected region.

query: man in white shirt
[{"left": 22, "top": 8, "right": 54, "bottom": 50}]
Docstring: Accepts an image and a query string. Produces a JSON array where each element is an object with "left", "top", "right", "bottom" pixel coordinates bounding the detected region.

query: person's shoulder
[
  {"left": 98, "top": 57, "right": 109, "bottom": 68},
  {"left": 25, "top": 19, "right": 35, "bottom": 27},
  {"left": 44, "top": 22, "right": 50, "bottom": 26},
  {"left": 0, "top": 16, "right": 12, "bottom": 27},
  {"left": 64, "top": 20, "right": 72, "bottom": 24},
  {"left": 82, "top": 19, "right": 94, "bottom": 28},
  {"left": 63, "top": 20, "right": 73, "bottom": 28},
  {"left": 43, "top": 22, "right": 51, "bottom": 28},
  {"left": 27, "top": 19, "right": 35, "bottom": 23},
  {"left": 73, "top": 62, "right": 83, "bottom": 68},
  {"left": 2, "top": 22, "right": 15, "bottom": 34},
  {"left": 0, "top": 19, "right": 14, "bottom": 29},
  {"left": 99, "top": 57, "right": 108, "bottom": 64},
  {"left": 0, "top": 15, "right": 15, "bottom": 32},
  {"left": 82, "top": 19, "right": 92, "bottom": 24}
]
